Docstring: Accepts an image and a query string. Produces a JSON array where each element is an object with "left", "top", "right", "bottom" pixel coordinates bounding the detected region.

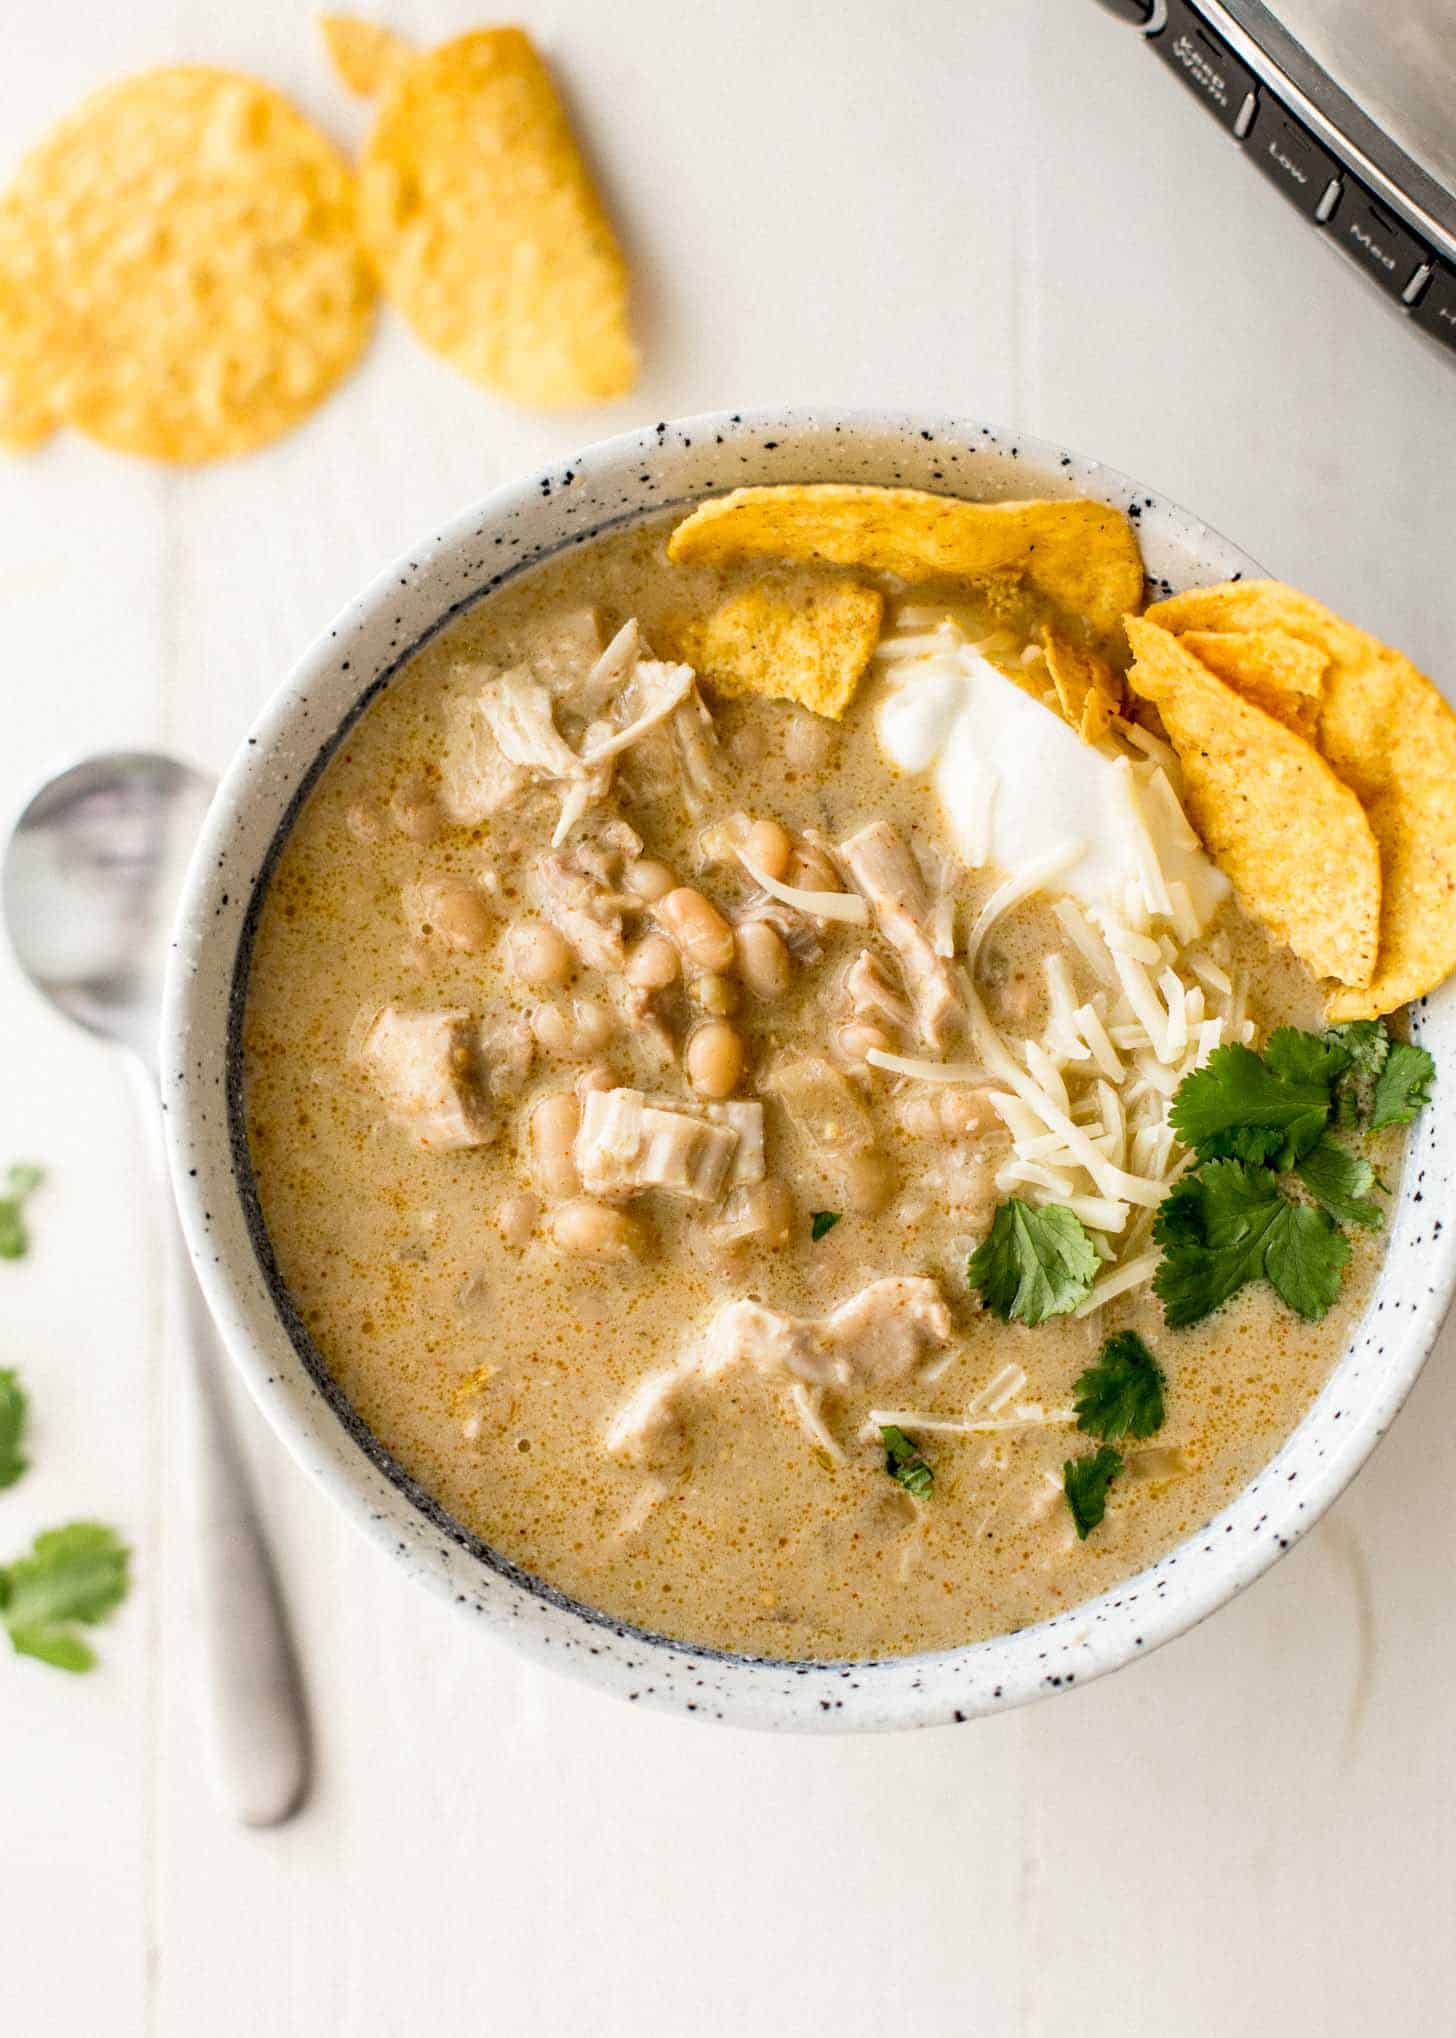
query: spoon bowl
[{"left": 3, "top": 753, "right": 213, "bottom": 1071}]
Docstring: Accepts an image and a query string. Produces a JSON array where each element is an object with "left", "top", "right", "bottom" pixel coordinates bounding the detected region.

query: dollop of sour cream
[{"left": 876, "top": 639, "right": 1227, "bottom": 932}]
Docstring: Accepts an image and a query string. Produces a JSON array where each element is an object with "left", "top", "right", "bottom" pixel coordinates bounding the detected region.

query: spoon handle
[{"left": 171, "top": 1215, "right": 311, "bottom": 1825}]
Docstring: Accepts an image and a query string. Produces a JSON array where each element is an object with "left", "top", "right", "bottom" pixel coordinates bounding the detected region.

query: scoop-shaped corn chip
[
  {"left": 320, "top": 14, "right": 412, "bottom": 98},
  {"left": 667, "top": 486, "right": 1144, "bottom": 646},
  {"left": 0, "top": 67, "right": 372, "bottom": 462},
  {"left": 1179, "top": 628, "right": 1326, "bottom": 741},
  {"left": 1126, "top": 617, "right": 1381, "bottom": 989},
  {"left": 681, "top": 571, "right": 883, "bottom": 720},
  {"left": 1041, "top": 624, "right": 1122, "bottom": 743},
  {"left": 1150, "top": 580, "right": 1456, "bottom": 1018},
  {"left": 358, "top": 28, "right": 637, "bottom": 408}
]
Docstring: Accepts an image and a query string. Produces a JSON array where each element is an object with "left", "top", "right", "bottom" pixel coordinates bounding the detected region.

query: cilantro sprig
[
  {"left": 1169, "top": 1031, "right": 1346, "bottom": 1168},
  {"left": 1064, "top": 1332, "right": 1168, "bottom": 1537},
  {"left": 881, "top": 1425, "right": 933, "bottom": 1499},
  {"left": 0, "top": 1163, "right": 43, "bottom": 1261},
  {"left": 1372, "top": 1041, "right": 1435, "bottom": 1129},
  {"left": 1154, "top": 1019, "right": 1432, "bottom": 1329},
  {"left": 0, "top": 1523, "right": 130, "bottom": 1673},
  {"left": 809, "top": 1210, "right": 841, "bottom": 1241},
  {"left": 1154, "top": 1160, "right": 1350, "bottom": 1328},
  {"left": 1073, "top": 1331, "right": 1166, "bottom": 1442},
  {"left": 968, "top": 1199, "right": 1098, "bottom": 1325},
  {"left": 1064, "top": 1446, "right": 1123, "bottom": 1540}
]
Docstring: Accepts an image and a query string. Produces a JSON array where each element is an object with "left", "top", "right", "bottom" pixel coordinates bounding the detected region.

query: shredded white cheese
[{"left": 736, "top": 850, "right": 870, "bottom": 925}]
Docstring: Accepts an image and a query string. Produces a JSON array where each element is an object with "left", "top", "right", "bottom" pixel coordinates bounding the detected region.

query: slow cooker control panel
[{"left": 1095, "top": 0, "right": 1456, "bottom": 358}]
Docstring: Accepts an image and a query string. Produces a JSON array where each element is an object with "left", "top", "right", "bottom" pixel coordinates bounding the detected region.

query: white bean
[
  {"left": 416, "top": 877, "right": 493, "bottom": 953},
  {"left": 511, "top": 921, "right": 574, "bottom": 989},
  {"left": 655, "top": 887, "right": 736, "bottom": 972},
  {"left": 623, "top": 857, "right": 677, "bottom": 905},
  {"left": 625, "top": 932, "right": 680, "bottom": 992},
  {"left": 496, "top": 1192, "right": 541, "bottom": 1247},
  {"left": 686, "top": 1021, "right": 744, "bottom": 1099},
  {"left": 783, "top": 709, "right": 836, "bottom": 773},
  {"left": 572, "top": 999, "right": 614, "bottom": 1052},
  {"left": 735, "top": 921, "right": 792, "bottom": 1001},
  {"left": 550, "top": 1199, "right": 643, "bottom": 1260},
  {"left": 689, "top": 972, "right": 741, "bottom": 1018},
  {"left": 530, "top": 1092, "right": 581, "bottom": 1196},
  {"left": 742, "top": 817, "right": 793, "bottom": 882},
  {"left": 530, "top": 1003, "right": 574, "bottom": 1055},
  {"left": 390, "top": 774, "right": 442, "bottom": 843}
]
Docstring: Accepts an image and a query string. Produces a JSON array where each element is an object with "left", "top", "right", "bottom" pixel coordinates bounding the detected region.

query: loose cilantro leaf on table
[
  {"left": 1170, "top": 1035, "right": 1347, "bottom": 1168},
  {"left": 1153, "top": 1160, "right": 1350, "bottom": 1328},
  {"left": 809, "top": 1210, "right": 842, "bottom": 1241},
  {"left": 1295, "top": 1136, "right": 1384, "bottom": 1229},
  {"left": 1371, "top": 1040, "right": 1436, "bottom": 1130},
  {"left": 968, "top": 1199, "right": 1098, "bottom": 1325},
  {"left": 0, "top": 1522, "right": 130, "bottom": 1673},
  {"left": 0, "top": 1163, "right": 44, "bottom": 1261},
  {"left": 881, "top": 1425, "right": 933, "bottom": 1499},
  {"left": 0, "top": 1369, "right": 27, "bottom": 1489},
  {"left": 1073, "top": 1331, "right": 1166, "bottom": 1442},
  {"left": 1063, "top": 1446, "right": 1123, "bottom": 1540}
]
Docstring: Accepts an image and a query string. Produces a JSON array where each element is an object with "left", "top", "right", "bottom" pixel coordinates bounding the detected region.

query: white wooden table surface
[{"left": 5, "top": 3, "right": 1456, "bottom": 2031}]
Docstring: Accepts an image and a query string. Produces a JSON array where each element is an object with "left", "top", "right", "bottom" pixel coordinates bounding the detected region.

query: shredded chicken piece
[
  {"left": 575, "top": 1089, "right": 764, "bottom": 1202},
  {"left": 843, "top": 949, "right": 912, "bottom": 1030},
  {"left": 575, "top": 1088, "right": 752, "bottom": 1204},
  {"left": 578, "top": 616, "right": 639, "bottom": 713},
  {"left": 533, "top": 853, "right": 627, "bottom": 971},
  {"left": 512, "top": 605, "right": 603, "bottom": 692},
  {"left": 439, "top": 686, "right": 527, "bottom": 825},
  {"left": 360, "top": 1006, "right": 496, "bottom": 1151},
  {"left": 840, "top": 821, "right": 965, "bottom": 1048},
  {"left": 732, "top": 887, "right": 824, "bottom": 963},
  {"left": 480, "top": 668, "right": 581, "bottom": 779},
  {"left": 605, "top": 1277, "right": 954, "bottom": 1464},
  {"left": 672, "top": 692, "right": 718, "bottom": 813},
  {"left": 762, "top": 1052, "right": 875, "bottom": 1159},
  {"left": 579, "top": 660, "right": 696, "bottom": 768}
]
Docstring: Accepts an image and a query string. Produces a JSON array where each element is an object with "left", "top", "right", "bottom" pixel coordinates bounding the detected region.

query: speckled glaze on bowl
[{"left": 162, "top": 408, "right": 1456, "bottom": 1731}]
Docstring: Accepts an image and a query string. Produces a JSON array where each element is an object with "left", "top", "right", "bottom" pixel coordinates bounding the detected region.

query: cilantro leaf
[
  {"left": 0, "top": 1162, "right": 43, "bottom": 1262},
  {"left": 0, "top": 1522, "right": 130, "bottom": 1673},
  {"left": 809, "top": 1210, "right": 842, "bottom": 1241},
  {"left": 1169, "top": 1037, "right": 1343, "bottom": 1167},
  {"left": 881, "top": 1426, "right": 933, "bottom": 1499},
  {"left": 1063, "top": 1446, "right": 1123, "bottom": 1540},
  {"left": 0, "top": 1368, "right": 27, "bottom": 1489},
  {"left": 968, "top": 1200, "right": 1098, "bottom": 1325},
  {"left": 1263, "top": 1200, "right": 1351, "bottom": 1319},
  {"left": 1371, "top": 1040, "right": 1436, "bottom": 1130},
  {"left": 1296, "top": 1136, "right": 1384, "bottom": 1229},
  {"left": 1325, "top": 1020, "right": 1390, "bottom": 1084},
  {"left": 1153, "top": 1160, "right": 1349, "bottom": 1328},
  {"left": 1073, "top": 1331, "right": 1166, "bottom": 1442}
]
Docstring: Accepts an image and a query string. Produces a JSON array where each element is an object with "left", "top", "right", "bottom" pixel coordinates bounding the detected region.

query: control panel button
[
  {"left": 1328, "top": 182, "right": 1429, "bottom": 302},
  {"left": 1411, "top": 262, "right": 1456, "bottom": 354},
  {"left": 1150, "top": 0, "right": 1257, "bottom": 135},
  {"left": 1244, "top": 98, "right": 1340, "bottom": 220}
]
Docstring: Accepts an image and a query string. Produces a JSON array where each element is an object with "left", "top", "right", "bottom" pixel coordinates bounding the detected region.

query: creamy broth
[{"left": 243, "top": 518, "right": 1396, "bottom": 1660}]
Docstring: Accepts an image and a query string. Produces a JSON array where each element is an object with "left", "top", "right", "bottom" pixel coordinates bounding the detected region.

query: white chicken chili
[{"left": 242, "top": 513, "right": 1409, "bottom": 1660}]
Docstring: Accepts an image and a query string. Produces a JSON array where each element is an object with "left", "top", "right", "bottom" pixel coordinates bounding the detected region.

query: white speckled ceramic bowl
[{"left": 162, "top": 408, "right": 1456, "bottom": 1731}]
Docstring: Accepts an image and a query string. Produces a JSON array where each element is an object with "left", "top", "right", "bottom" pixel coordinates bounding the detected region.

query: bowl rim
[{"left": 161, "top": 403, "right": 1456, "bottom": 1731}]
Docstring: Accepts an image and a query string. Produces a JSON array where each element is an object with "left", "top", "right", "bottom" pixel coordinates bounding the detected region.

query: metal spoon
[{"left": 3, "top": 753, "right": 309, "bottom": 1826}]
